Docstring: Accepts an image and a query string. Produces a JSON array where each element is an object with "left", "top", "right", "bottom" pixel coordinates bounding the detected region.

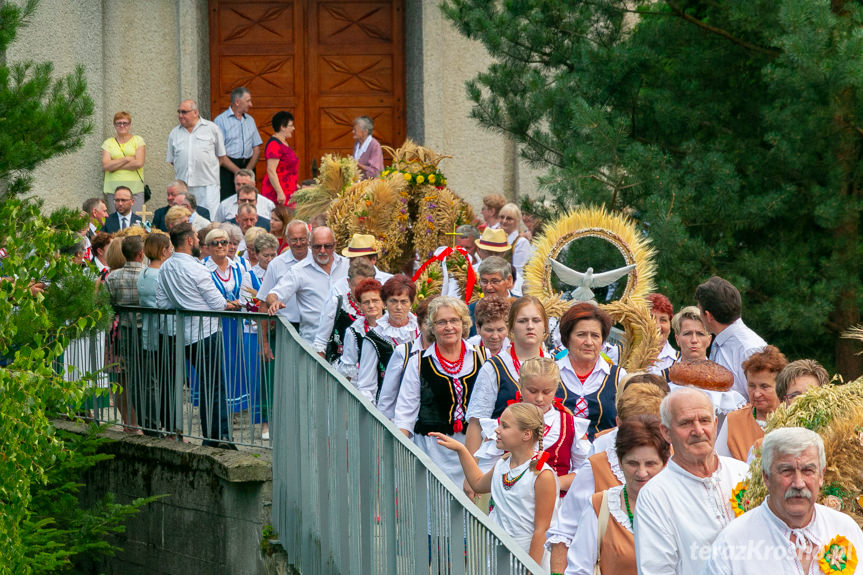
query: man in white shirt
[
  {"left": 266, "top": 226, "right": 349, "bottom": 341},
  {"left": 213, "top": 169, "right": 275, "bottom": 222},
  {"left": 257, "top": 220, "right": 309, "bottom": 333},
  {"left": 174, "top": 192, "right": 211, "bottom": 232},
  {"left": 156, "top": 222, "right": 240, "bottom": 448},
  {"left": 704, "top": 427, "right": 863, "bottom": 574},
  {"left": 166, "top": 99, "right": 226, "bottom": 218},
  {"left": 635, "top": 387, "right": 750, "bottom": 575},
  {"left": 695, "top": 276, "right": 767, "bottom": 399}
]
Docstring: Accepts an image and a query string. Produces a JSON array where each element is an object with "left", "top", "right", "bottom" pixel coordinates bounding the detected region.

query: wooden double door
[{"left": 209, "top": 0, "right": 406, "bottom": 183}]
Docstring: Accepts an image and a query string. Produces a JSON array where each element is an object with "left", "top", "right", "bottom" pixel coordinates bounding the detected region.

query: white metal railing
[
  {"left": 65, "top": 306, "right": 273, "bottom": 447},
  {"left": 271, "top": 318, "right": 543, "bottom": 574}
]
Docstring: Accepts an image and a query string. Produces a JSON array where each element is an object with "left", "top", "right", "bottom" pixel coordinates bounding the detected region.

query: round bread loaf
[{"left": 667, "top": 359, "right": 734, "bottom": 392}]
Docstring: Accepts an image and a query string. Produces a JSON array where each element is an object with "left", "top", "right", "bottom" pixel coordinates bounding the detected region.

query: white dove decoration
[{"left": 549, "top": 259, "right": 636, "bottom": 302}]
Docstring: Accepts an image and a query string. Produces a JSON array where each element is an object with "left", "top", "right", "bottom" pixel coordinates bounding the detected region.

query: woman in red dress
[{"left": 261, "top": 111, "right": 299, "bottom": 206}]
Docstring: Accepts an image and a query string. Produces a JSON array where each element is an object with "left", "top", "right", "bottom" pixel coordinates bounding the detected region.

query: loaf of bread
[{"left": 668, "top": 360, "right": 734, "bottom": 392}]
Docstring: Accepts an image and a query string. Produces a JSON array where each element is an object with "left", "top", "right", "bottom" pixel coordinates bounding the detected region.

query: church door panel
[
  {"left": 209, "top": 0, "right": 405, "bottom": 184},
  {"left": 209, "top": 1, "right": 305, "bottom": 184},
  {"left": 307, "top": 0, "right": 405, "bottom": 168}
]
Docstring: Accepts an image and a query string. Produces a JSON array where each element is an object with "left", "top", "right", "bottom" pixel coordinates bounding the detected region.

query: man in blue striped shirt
[{"left": 214, "top": 86, "right": 263, "bottom": 201}]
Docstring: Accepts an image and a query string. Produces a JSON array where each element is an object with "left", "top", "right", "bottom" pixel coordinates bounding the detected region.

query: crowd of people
[{"left": 72, "top": 91, "right": 863, "bottom": 573}]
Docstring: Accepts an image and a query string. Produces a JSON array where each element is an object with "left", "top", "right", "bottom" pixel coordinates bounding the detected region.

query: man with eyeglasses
[
  {"left": 257, "top": 219, "right": 311, "bottom": 334},
  {"left": 100, "top": 186, "right": 142, "bottom": 233},
  {"left": 266, "top": 226, "right": 349, "bottom": 342},
  {"left": 166, "top": 99, "right": 226, "bottom": 219},
  {"left": 226, "top": 190, "right": 271, "bottom": 233},
  {"left": 213, "top": 170, "right": 275, "bottom": 222},
  {"left": 468, "top": 256, "right": 515, "bottom": 337}
]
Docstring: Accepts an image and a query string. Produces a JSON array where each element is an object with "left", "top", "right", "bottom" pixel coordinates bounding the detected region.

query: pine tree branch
[{"left": 664, "top": 1, "right": 781, "bottom": 57}]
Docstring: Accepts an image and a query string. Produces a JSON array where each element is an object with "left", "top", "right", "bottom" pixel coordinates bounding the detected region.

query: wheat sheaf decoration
[
  {"left": 741, "top": 378, "right": 863, "bottom": 526},
  {"left": 293, "top": 154, "right": 360, "bottom": 221}
]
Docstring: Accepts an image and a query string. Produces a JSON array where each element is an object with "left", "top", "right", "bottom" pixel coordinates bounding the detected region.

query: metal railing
[
  {"left": 62, "top": 306, "right": 274, "bottom": 447},
  {"left": 61, "top": 306, "right": 544, "bottom": 571},
  {"left": 270, "top": 318, "right": 543, "bottom": 574}
]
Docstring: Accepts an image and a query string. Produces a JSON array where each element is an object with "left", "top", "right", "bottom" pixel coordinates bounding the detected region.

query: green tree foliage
[
  {"left": 442, "top": 0, "right": 863, "bottom": 376},
  {"left": 0, "top": 1, "right": 149, "bottom": 572}
]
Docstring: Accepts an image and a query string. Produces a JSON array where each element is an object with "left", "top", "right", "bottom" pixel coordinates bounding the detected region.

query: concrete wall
[
  {"left": 410, "top": 2, "right": 546, "bottom": 207},
  {"left": 64, "top": 420, "right": 278, "bottom": 575},
  {"left": 7, "top": 0, "right": 210, "bottom": 214},
  {"left": 11, "top": 0, "right": 546, "bottom": 216}
]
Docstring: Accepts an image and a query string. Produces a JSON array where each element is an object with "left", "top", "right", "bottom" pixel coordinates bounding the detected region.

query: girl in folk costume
[
  {"left": 548, "top": 381, "right": 667, "bottom": 569},
  {"left": 394, "top": 296, "right": 484, "bottom": 487},
  {"left": 465, "top": 296, "right": 550, "bottom": 455},
  {"left": 337, "top": 278, "right": 383, "bottom": 382},
  {"left": 474, "top": 357, "right": 591, "bottom": 492},
  {"left": 430, "top": 403, "right": 559, "bottom": 568},
  {"left": 356, "top": 275, "right": 418, "bottom": 404},
  {"left": 376, "top": 296, "right": 434, "bottom": 420},
  {"left": 714, "top": 345, "right": 787, "bottom": 462},
  {"left": 564, "top": 415, "right": 670, "bottom": 575},
  {"left": 466, "top": 295, "right": 511, "bottom": 360}
]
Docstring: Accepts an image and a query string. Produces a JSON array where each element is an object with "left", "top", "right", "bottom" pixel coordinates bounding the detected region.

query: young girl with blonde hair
[
  {"left": 431, "top": 402, "right": 558, "bottom": 567},
  {"left": 474, "top": 357, "right": 591, "bottom": 491}
]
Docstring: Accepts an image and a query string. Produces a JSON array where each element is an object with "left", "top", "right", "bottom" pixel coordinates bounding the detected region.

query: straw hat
[
  {"left": 342, "top": 233, "right": 379, "bottom": 257},
  {"left": 475, "top": 228, "right": 511, "bottom": 252}
]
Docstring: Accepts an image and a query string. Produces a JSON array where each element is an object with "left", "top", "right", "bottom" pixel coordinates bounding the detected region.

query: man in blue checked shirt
[{"left": 214, "top": 86, "right": 263, "bottom": 201}]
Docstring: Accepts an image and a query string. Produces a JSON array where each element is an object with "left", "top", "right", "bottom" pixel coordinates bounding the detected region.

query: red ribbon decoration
[
  {"left": 552, "top": 397, "right": 565, "bottom": 412},
  {"left": 453, "top": 420, "right": 464, "bottom": 434},
  {"left": 533, "top": 451, "right": 550, "bottom": 469},
  {"left": 411, "top": 246, "right": 476, "bottom": 303},
  {"left": 506, "top": 391, "right": 523, "bottom": 406}
]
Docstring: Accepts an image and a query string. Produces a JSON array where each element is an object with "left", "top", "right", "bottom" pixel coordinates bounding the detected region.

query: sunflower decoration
[
  {"left": 742, "top": 380, "right": 863, "bottom": 526},
  {"left": 730, "top": 482, "right": 748, "bottom": 518},
  {"left": 381, "top": 139, "right": 451, "bottom": 185},
  {"left": 819, "top": 535, "right": 857, "bottom": 574}
]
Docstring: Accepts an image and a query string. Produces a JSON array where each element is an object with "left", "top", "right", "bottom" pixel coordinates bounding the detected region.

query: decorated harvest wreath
[
  {"left": 523, "top": 206, "right": 663, "bottom": 371},
  {"left": 295, "top": 140, "right": 475, "bottom": 277}
]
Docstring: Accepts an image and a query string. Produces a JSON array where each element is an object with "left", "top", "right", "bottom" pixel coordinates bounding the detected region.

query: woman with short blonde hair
[
  {"left": 102, "top": 111, "right": 147, "bottom": 215},
  {"left": 394, "top": 295, "right": 484, "bottom": 487}
]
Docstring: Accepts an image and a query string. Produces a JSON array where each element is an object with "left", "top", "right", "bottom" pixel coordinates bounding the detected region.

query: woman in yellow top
[{"left": 101, "top": 111, "right": 146, "bottom": 215}]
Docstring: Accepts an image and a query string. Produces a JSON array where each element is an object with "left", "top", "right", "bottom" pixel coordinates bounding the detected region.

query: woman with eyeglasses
[
  {"left": 102, "top": 111, "right": 147, "bottom": 215},
  {"left": 204, "top": 227, "right": 256, "bottom": 417},
  {"left": 394, "top": 296, "right": 484, "bottom": 486}
]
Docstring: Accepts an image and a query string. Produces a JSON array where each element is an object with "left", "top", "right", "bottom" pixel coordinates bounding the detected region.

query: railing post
[
  {"left": 358, "top": 406, "right": 374, "bottom": 574},
  {"left": 174, "top": 310, "right": 185, "bottom": 436}
]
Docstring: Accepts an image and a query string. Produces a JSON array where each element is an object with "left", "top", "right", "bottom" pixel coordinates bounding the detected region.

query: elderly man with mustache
[
  {"left": 634, "top": 387, "right": 750, "bottom": 575},
  {"left": 703, "top": 427, "right": 863, "bottom": 574}
]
